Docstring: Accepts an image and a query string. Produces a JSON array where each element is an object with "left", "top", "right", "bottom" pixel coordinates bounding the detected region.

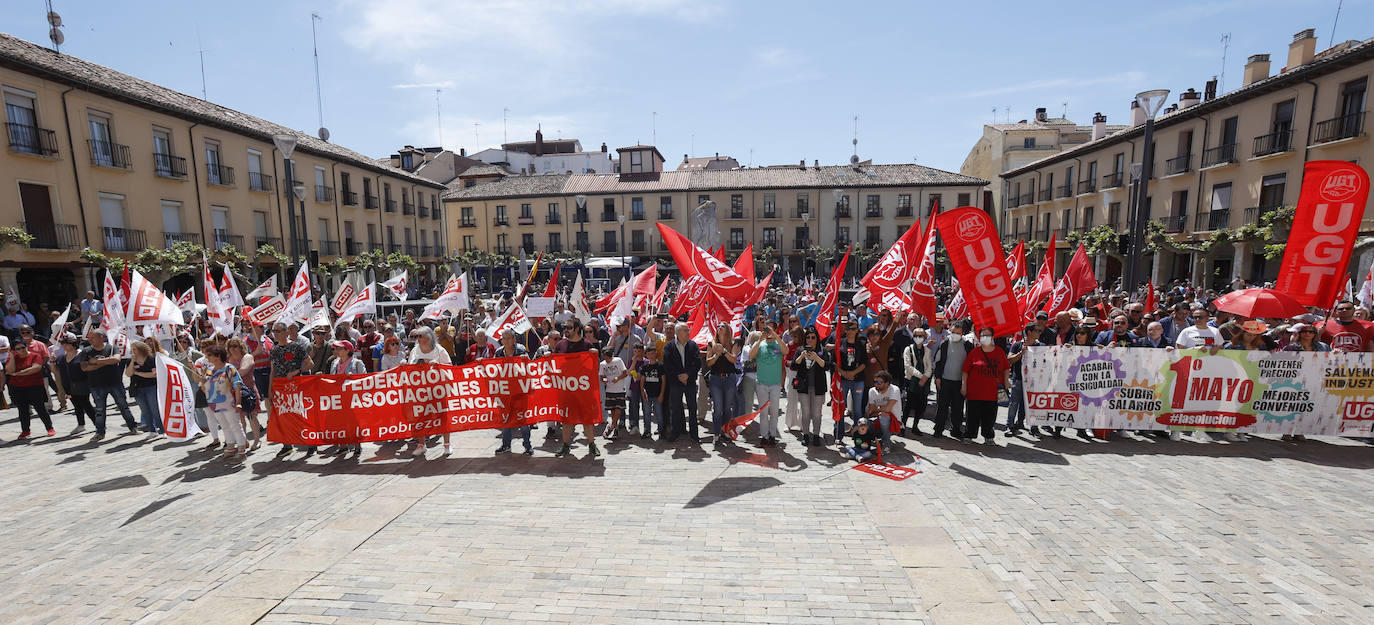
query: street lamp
[
  {"left": 1124, "top": 88, "right": 1169, "bottom": 297},
  {"left": 617, "top": 214, "right": 627, "bottom": 280},
  {"left": 575, "top": 194, "right": 588, "bottom": 280},
  {"left": 272, "top": 133, "right": 303, "bottom": 264},
  {"left": 500, "top": 224, "right": 510, "bottom": 292}
]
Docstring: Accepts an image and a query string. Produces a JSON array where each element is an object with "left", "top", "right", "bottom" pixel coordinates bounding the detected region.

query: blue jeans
[
  {"left": 628, "top": 390, "right": 643, "bottom": 429},
  {"left": 845, "top": 446, "right": 874, "bottom": 461},
  {"left": 708, "top": 374, "right": 739, "bottom": 434},
  {"left": 1006, "top": 378, "right": 1026, "bottom": 430},
  {"left": 90, "top": 384, "right": 137, "bottom": 433},
  {"left": 133, "top": 385, "right": 162, "bottom": 433},
  {"left": 641, "top": 396, "right": 662, "bottom": 434},
  {"left": 838, "top": 379, "right": 865, "bottom": 439},
  {"left": 500, "top": 425, "right": 531, "bottom": 450}
]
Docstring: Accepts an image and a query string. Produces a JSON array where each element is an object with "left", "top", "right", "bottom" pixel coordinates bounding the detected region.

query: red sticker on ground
[{"left": 853, "top": 463, "right": 919, "bottom": 481}]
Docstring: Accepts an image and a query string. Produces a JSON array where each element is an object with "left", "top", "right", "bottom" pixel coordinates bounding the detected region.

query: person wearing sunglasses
[
  {"left": 1320, "top": 300, "right": 1374, "bottom": 352},
  {"left": 269, "top": 322, "right": 313, "bottom": 458},
  {"left": 1174, "top": 308, "right": 1221, "bottom": 349},
  {"left": 788, "top": 329, "right": 832, "bottom": 446}
]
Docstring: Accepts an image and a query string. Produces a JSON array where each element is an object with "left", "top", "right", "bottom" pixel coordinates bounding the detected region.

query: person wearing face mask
[
  {"left": 960, "top": 327, "right": 1010, "bottom": 445},
  {"left": 901, "top": 327, "right": 932, "bottom": 435},
  {"left": 1006, "top": 323, "right": 1040, "bottom": 436},
  {"left": 931, "top": 319, "right": 973, "bottom": 438}
]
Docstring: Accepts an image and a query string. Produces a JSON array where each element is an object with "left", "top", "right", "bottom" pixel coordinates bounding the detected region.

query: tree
[
  {"left": 752, "top": 245, "right": 778, "bottom": 273},
  {"left": 803, "top": 244, "right": 842, "bottom": 273},
  {"left": 81, "top": 241, "right": 249, "bottom": 288},
  {"left": 0, "top": 226, "right": 35, "bottom": 252}
]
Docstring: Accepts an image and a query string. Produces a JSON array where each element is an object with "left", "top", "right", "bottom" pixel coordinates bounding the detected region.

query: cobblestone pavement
[{"left": 0, "top": 404, "right": 1371, "bottom": 625}]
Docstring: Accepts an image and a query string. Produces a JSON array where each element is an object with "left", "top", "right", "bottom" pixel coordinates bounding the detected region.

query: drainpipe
[
  {"left": 1302, "top": 80, "right": 1320, "bottom": 162},
  {"left": 331, "top": 162, "right": 343, "bottom": 257},
  {"left": 1192, "top": 116, "right": 1211, "bottom": 236},
  {"left": 58, "top": 87, "right": 91, "bottom": 257},
  {"left": 186, "top": 123, "right": 206, "bottom": 252}
]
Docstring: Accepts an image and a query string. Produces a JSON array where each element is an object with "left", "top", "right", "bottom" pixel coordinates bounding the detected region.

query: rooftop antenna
[
  {"left": 1219, "top": 33, "right": 1231, "bottom": 93},
  {"left": 851, "top": 115, "right": 859, "bottom": 163},
  {"left": 1003, "top": 106, "right": 1009, "bottom": 123},
  {"left": 991, "top": 107, "right": 997, "bottom": 123},
  {"left": 435, "top": 88, "right": 443, "bottom": 149},
  {"left": 45, "top": 1, "right": 63, "bottom": 53},
  {"left": 1061, "top": 101, "right": 1068, "bottom": 119},
  {"left": 1331, "top": 0, "right": 1343, "bottom": 45},
  {"left": 311, "top": 12, "right": 329, "bottom": 141},
  {"left": 473, "top": 122, "right": 480, "bottom": 148},
  {"left": 502, "top": 107, "right": 509, "bottom": 163},
  {"left": 651, "top": 111, "right": 657, "bottom": 146},
  {"left": 196, "top": 28, "right": 207, "bottom": 100}
]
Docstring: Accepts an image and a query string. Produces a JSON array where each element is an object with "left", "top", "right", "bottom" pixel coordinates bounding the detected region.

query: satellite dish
[
  {"left": 47, "top": 11, "right": 62, "bottom": 27},
  {"left": 849, "top": 154, "right": 861, "bottom": 166},
  {"left": 317, "top": 127, "right": 330, "bottom": 141},
  {"left": 49, "top": 28, "right": 64, "bottom": 46}
]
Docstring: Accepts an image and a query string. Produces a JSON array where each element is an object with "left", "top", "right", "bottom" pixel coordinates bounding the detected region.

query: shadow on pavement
[
  {"left": 684, "top": 476, "right": 784, "bottom": 508},
  {"left": 79, "top": 474, "right": 149, "bottom": 493},
  {"left": 122, "top": 492, "right": 193, "bottom": 526},
  {"left": 1018, "top": 433, "right": 1374, "bottom": 469}
]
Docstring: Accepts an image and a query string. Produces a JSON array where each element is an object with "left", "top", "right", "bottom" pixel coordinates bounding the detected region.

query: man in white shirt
[
  {"left": 80, "top": 292, "right": 102, "bottom": 325},
  {"left": 1175, "top": 308, "right": 1221, "bottom": 349},
  {"left": 865, "top": 371, "right": 901, "bottom": 449}
]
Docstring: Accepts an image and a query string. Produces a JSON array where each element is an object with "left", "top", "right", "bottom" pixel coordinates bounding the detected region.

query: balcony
[
  {"left": 255, "top": 236, "right": 282, "bottom": 251},
  {"left": 601, "top": 211, "right": 617, "bottom": 222},
  {"left": 212, "top": 231, "right": 244, "bottom": 251},
  {"left": 729, "top": 209, "right": 744, "bottom": 219},
  {"left": 206, "top": 163, "right": 235, "bottom": 186},
  {"left": 460, "top": 218, "right": 476, "bottom": 228},
  {"left": 863, "top": 237, "right": 881, "bottom": 248},
  {"left": 600, "top": 242, "right": 619, "bottom": 253},
  {"left": 631, "top": 240, "right": 646, "bottom": 252},
  {"left": 494, "top": 245, "right": 510, "bottom": 255},
  {"left": 1018, "top": 192, "right": 1033, "bottom": 206},
  {"left": 1007, "top": 195, "right": 1021, "bottom": 209},
  {"left": 20, "top": 222, "right": 80, "bottom": 250},
  {"left": 315, "top": 185, "right": 334, "bottom": 203},
  {"left": 1164, "top": 154, "right": 1191, "bottom": 176},
  {"left": 1157, "top": 215, "right": 1187, "bottom": 233},
  {"left": 1312, "top": 111, "right": 1365, "bottom": 144},
  {"left": 1194, "top": 208, "right": 1231, "bottom": 231},
  {"left": 631, "top": 211, "right": 646, "bottom": 221},
  {"left": 1038, "top": 188, "right": 1052, "bottom": 202},
  {"left": 102, "top": 227, "right": 146, "bottom": 252},
  {"left": 793, "top": 208, "right": 809, "bottom": 219},
  {"left": 369, "top": 242, "right": 384, "bottom": 253},
  {"left": 493, "top": 217, "right": 509, "bottom": 227},
  {"left": 896, "top": 205, "right": 913, "bottom": 217},
  {"left": 431, "top": 206, "right": 442, "bottom": 221},
  {"left": 88, "top": 139, "right": 132, "bottom": 170},
  {"left": 576, "top": 241, "right": 590, "bottom": 253},
  {"left": 546, "top": 214, "right": 562, "bottom": 225},
  {"left": 1102, "top": 172, "right": 1124, "bottom": 189},
  {"left": 419, "top": 206, "right": 430, "bottom": 218},
  {"left": 793, "top": 238, "right": 810, "bottom": 250},
  {"left": 517, "top": 215, "right": 534, "bottom": 226},
  {"left": 865, "top": 206, "right": 883, "bottom": 218},
  {"left": 1252, "top": 129, "right": 1293, "bottom": 157},
  {"left": 249, "top": 172, "right": 273, "bottom": 192},
  {"left": 152, "top": 153, "right": 187, "bottom": 179},
  {"left": 546, "top": 244, "right": 563, "bottom": 253},
  {"left": 762, "top": 210, "right": 777, "bottom": 219},
  {"left": 659, "top": 209, "right": 674, "bottom": 220},
  {"left": 836, "top": 207, "right": 851, "bottom": 218},
  {"left": 365, "top": 195, "right": 379, "bottom": 210},
  {"left": 656, "top": 240, "right": 668, "bottom": 252},
  {"left": 1202, "top": 143, "right": 1237, "bottom": 168},
  {"left": 6, "top": 122, "right": 58, "bottom": 156},
  {"left": 574, "top": 210, "right": 589, "bottom": 223},
  {"left": 1055, "top": 183, "right": 1072, "bottom": 199},
  {"left": 1078, "top": 179, "right": 1097, "bottom": 195},
  {"left": 319, "top": 240, "right": 340, "bottom": 256},
  {"left": 164, "top": 231, "right": 201, "bottom": 246},
  {"left": 346, "top": 241, "right": 362, "bottom": 255},
  {"left": 388, "top": 243, "right": 402, "bottom": 253},
  {"left": 729, "top": 241, "right": 745, "bottom": 251},
  {"left": 405, "top": 244, "right": 418, "bottom": 256},
  {"left": 341, "top": 190, "right": 358, "bottom": 206},
  {"left": 385, "top": 199, "right": 397, "bottom": 213},
  {"left": 421, "top": 244, "right": 433, "bottom": 257},
  {"left": 402, "top": 201, "right": 415, "bottom": 216}
]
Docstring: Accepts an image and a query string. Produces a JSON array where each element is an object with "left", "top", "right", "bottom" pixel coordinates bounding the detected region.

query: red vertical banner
[
  {"left": 1275, "top": 161, "right": 1370, "bottom": 307},
  {"left": 935, "top": 207, "right": 1020, "bottom": 337}
]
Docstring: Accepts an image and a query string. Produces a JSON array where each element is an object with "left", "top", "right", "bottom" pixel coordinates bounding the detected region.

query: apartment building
[
  {"left": 0, "top": 32, "right": 447, "bottom": 306},
  {"left": 443, "top": 145, "right": 988, "bottom": 279},
  {"left": 1002, "top": 29, "right": 1371, "bottom": 288},
  {"left": 961, "top": 108, "right": 1128, "bottom": 230}
]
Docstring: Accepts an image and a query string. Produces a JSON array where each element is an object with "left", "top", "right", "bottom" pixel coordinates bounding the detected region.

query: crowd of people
[{"left": 3, "top": 275, "right": 1368, "bottom": 463}]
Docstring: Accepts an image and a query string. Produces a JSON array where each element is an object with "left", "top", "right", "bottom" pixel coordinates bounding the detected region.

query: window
[
  {"left": 729, "top": 228, "right": 745, "bottom": 250},
  {"left": 576, "top": 231, "right": 589, "bottom": 252},
  {"left": 698, "top": 194, "right": 711, "bottom": 206},
  {"left": 1259, "top": 174, "right": 1286, "bottom": 209},
  {"left": 366, "top": 223, "right": 377, "bottom": 246},
  {"left": 603, "top": 230, "right": 617, "bottom": 252},
  {"left": 957, "top": 193, "right": 971, "bottom": 207},
  {"left": 88, "top": 111, "right": 115, "bottom": 167},
  {"left": 521, "top": 233, "right": 534, "bottom": 252},
  {"left": 150, "top": 128, "right": 175, "bottom": 177},
  {"left": 248, "top": 150, "right": 267, "bottom": 190},
  {"left": 762, "top": 227, "right": 777, "bottom": 247},
  {"left": 631, "top": 229, "right": 645, "bottom": 251},
  {"left": 460, "top": 206, "right": 474, "bottom": 227},
  {"left": 761, "top": 194, "right": 776, "bottom": 218},
  {"left": 1108, "top": 202, "right": 1121, "bottom": 225},
  {"left": 1060, "top": 209, "right": 1072, "bottom": 232},
  {"left": 730, "top": 194, "right": 744, "bottom": 219},
  {"left": 795, "top": 226, "right": 810, "bottom": 248},
  {"left": 631, "top": 197, "right": 644, "bottom": 220},
  {"left": 211, "top": 206, "right": 230, "bottom": 247},
  {"left": 495, "top": 205, "right": 508, "bottom": 225},
  {"left": 404, "top": 227, "right": 412, "bottom": 246},
  {"left": 836, "top": 226, "right": 850, "bottom": 244},
  {"left": 547, "top": 202, "right": 561, "bottom": 224},
  {"left": 603, "top": 198, "right": 616, "bottom": 221},
  {"left": 314, "top": 166, "right": 328, "bottom": 201},
  {"left": 796, "top": 193, "right": 809, "bottom": 215},
  {"left": 1083, "top": 206, "right": 1095, "bottom": 229},
  {"left": 659, "top": 196, "right": 673, "bottom": 219},
  {"left": 1023, "top": 137, "right": 1036, "bottom": 148},
  {"left": 865, "top": 226, "right": 880, "bottom": 245},
  {"left": 161, "top": 200, "right": 185, "bottom": 244},
  {"left": 866, "top": 195, "right": 879, "bottom": 209},
  {"left": 99, "top": 193, "right": 128, "bottom": 249},
  {"left": 1210, "top": 183, "right": 1232, "bottom": 212},
  {"left": 520, "top": 203, "right": 532, "bottom": 218},
  {"left": 548, "top": 232, "right": 562, "bottom": 251},
  {"left": 927, "top": 193, "right": 941, "bottom": 214},
  {"left": 462, "top": 235, "right": 474, "bottom": 251},
  {"left": 896, "top": 194, "right": 912, "bottom": 215},
  {"left": 629, "top": 150, "right": 643, "bottom": 172},
  {"left": 206, "top": 141, "right": 227, "bottom": 185},
  {"left": 837, "top": 194, "right": 850, "bottom": 213},
  {"left": 320, "top": 219, "right": 333, "bottom": 245},
  {"left": 4, "top": 89, "right": 49, "bottom": 155},
  {"left": 401, "top": 153, "right": 413, "bottom": 170},
  {"left": 254, "top": 211, "right": 270, "bottom": 239},
  {"left": 344, "top": 221, "right": 355, "bottom": 248}
]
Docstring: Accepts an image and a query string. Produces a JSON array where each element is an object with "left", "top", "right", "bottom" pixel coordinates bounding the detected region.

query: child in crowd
[{"left": 599, "top": 347, "right": 630, "bottom": 439}]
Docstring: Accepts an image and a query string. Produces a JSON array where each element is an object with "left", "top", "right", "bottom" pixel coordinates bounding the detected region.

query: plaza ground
[{"left": 0, "top": 405, "right": 1371, "bottom": 625}]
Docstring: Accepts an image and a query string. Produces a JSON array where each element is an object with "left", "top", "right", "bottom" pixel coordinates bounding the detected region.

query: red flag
[
  {"left": 935, "top": 206, "right": 1020, "bottom": 337},
  {"left": 119, "top": 261, "right": 132, "bottom": 316},
  {"left": 861, "top": 219, "right": 923, "bottom": 313},
  {"left": 945, "top": 282, "right": 968, "bottom": 320},
  {"left": 650, "top": 276, "right": 670, "bottom": 313},
  {"left": 908, "top": 207, "right": 940, "bottom": 322},
  {"left": 725, "top": 401, "right": 770, "bottom": 440},
  {"left": 750, "top": 270, "right": 774, "bottom": 306},
  {"left": 542, "top": 263, "right": 561, "bottom": 298},
  {"left": 668, "top": 275, "right": 708, "bottom": 319},
  {"left": 1022, "top": 234, "right": 1056, "bottom": 321},
  {"left": 1275, "top": 161, "right": 1370, "bottom": 307},
  {"left": 1144, "top": 279, "right": 1158, "bottom": 312},
  {"left": 656, "top": 224, "right": 756, "bottom": 305},
  {"left": 1005, "top": 240, "right": 1027, "bottom": 282},
  {"left": 831, "top": 335, "right": 846, "bottom": 423},
  {"left": 711, "top": 245, "right": 725, "bottom": 261},
  {"left": 733, "top": 243, "right": 755, "bottom": 284},
  {"left": 815, "top": 246, "right": 852, "bottom": 340},
  {"left": 1042, "top": 244, "right": 1097, "bottom": 317}
]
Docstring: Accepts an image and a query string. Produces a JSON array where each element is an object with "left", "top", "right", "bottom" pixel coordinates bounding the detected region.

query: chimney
[
  {"left": 814, "top": 159, "right": 820, "bottom": 169},
  {"left": 1243, "top": 54, "right": 1271, "bottom": 86},
  {"left": 459, "top": 147, "right": 466, "bottom": 157},
  {"left": 683, "top": 153, "right": 688, "bottom": 162},
  {"left": 1204, "top": 77, "right": 1217, "bottom": 101},
  {"left": 600, "top": 142, "right": 607, "bottom": 153},
  {"left": 799, "top": 159, "right": 806, "bottom": 169},
  {"left": 1287, "top": 28, "right": 1316, "bottom": 70},
  {"left": 534, "top": 128, "right": 544, "bottom": 156},
  {"left": 1179, "top": 88, "right": 1201, "bottom": 109},
  {"left": 1092, "top": 113, "right": 1107, "bottom": 141},
  {"left": 1131, "top": 100, "right": 1145, "bottom": 127},
  {"left": 1035, "top": 107, "right": 1048, "bottom": 122}
]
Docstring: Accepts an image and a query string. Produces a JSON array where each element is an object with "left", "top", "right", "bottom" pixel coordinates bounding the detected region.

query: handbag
[{"left": 195, "top": 387, "right": 208, "bottom": 408}]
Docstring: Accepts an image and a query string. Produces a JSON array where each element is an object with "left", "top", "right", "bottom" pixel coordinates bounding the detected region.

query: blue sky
[{"left": 3, "top": 0, "right": 1369, "bottom": 174}]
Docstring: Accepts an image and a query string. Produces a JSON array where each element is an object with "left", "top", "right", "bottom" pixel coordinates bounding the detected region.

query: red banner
[
  {"left": 266, "top": 353, "right": 602, "bottom": 445},
  {"left": 815, "top": 245, "right": 852, "bottom": 340},
  {"left": 657, "top": 224, "right": 755, "bottom": 305},
  {"left": 908, "top": 208, "right": 940, "bottom": 322},
  {"left": 1022, "top": 234, "right": 1056, "bottom": 321},
  {"left": 935, "top": 206, "right": 1019, "bottom": 336},
  {"left": 1275, "top": 161, "right": 1371, "bottom": 307},
  {"left": 1042, "top": 244, "right": 1097, "bottom": 317},
  {"left": 861, "top": 219, "right": 923, "bottom": 313}
]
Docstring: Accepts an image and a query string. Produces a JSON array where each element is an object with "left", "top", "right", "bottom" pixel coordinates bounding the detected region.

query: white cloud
[
  {"left": 961, "top": 71, "right": 1148, "bottom": 99},
  {"left": 391, "top": 81, "right": 456, "bottom": 90}
]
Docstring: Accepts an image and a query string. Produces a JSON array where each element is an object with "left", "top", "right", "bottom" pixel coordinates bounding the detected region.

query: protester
[
  {"left": 843, "top": 417, "right": 880, "bottom": 462},
  {"left": 599, "top": 347, "right": 629, "bottom": 439},
  {"left": 126, "top": 340, "right": 164, "bottom": 435},
  {"left": 637, "top": 346, "right": 664, "bottom": 440},
  {"left": 901, "top": 326, "right": 932, "bottom": 435},
  {"left": 1321, "top": 300, "right": 1374, "bottom": 351},
  {"left": 55, "top": 333, "right": 94, "bottom": 434},
  {"left": 789, "top": 328, "right": 831, "bottom": 446},
  {"left": 865, "top": 370, "right": 900, "bottom": 449},
  {"left": 961, "top": 327, "right": 1010, "bottom": 445},
  {"left": 750, "top": 322, "right": 785, "bottom": 446},
  {"left": 200, "top": 344, "right": 247, "bottom": 459},
  {"left": 1005, "top": 323, "right": 1039, "bottom": 436},
  {"left": 269, "top": 322, "right": 312, "bottom": 457},
  {"left": 6, "top": 336, "right": 54, "bottom": 438},
  {"left": 1175, "top": 308, "right": 1221, "bottom": 348},
  {"left": 931, "top": 319, "right": 972, "bottom": 438},
  {"left": 495, "top": 329, "right": 533, "bottom": 454},
  {"left": 662, "top": 322, "right": 701, "bottom": 443},
  {"left": 407, "top": 326, "right": 453, "bottom": 456},
  {"left": 836, "top": 322, "right": 868, "bottom": 439},
  {"left": 1283, "top": 323, "right": 1329, "bottom": 352},
  {"left": 704, "top": 323, "right": 740, "bottom": 444}
]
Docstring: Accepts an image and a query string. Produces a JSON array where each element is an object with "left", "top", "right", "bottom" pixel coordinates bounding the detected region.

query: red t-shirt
[
  {"left": 246, "top": 335, "right": 274, "bottom": 370},
  {"left": 961, "top": 346, "right": 1009, "bottom": 402},
  {"left": 1320, "top": 318, "right": 1374, "bottom": 352},
  {"left": 6, "top": 349, "right": 45, "bottom": 386}
]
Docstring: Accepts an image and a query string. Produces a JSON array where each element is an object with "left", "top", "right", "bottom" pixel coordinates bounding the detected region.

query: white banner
[
  {"left": 245, "top": 294, "right": 287, "bottom": 326},
  {"left": 246, "top": 275, "right": 278, "bottom": 301},
  {"left": 525, "top": 296, "right": 555, "bottom": 319},
  {"left": 1023, "top": 345, "right": 1374, "bottom": 436},
  {"left": 155, "top": 353, "right": 201, "bottom": 441},
  {"left": 381, "top": 271, "right": 408, "bottom": 301},
  {"left": 338, "top": 284, "right": 377, "bottom": 321},
  {"left": 279, "top": 264, "right": 313, "bottom": 325}
]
